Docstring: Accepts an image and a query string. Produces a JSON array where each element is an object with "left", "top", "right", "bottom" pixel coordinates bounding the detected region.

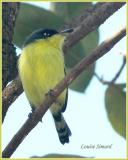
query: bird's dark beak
[{"left": 60, "top": 28, "right": 74, "bottom": 35}]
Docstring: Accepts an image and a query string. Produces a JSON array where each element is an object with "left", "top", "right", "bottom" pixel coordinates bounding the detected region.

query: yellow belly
[{"left": 18, "top": 40, "right": 66, "bottom": 111}]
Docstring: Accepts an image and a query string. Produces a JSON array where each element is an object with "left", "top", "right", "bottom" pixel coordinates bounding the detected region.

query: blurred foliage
[
  {"left": 32, "top": 154, "right": 85, "bottom": 158},
  {"left": 67, "top": 64, "right": 94, "bottom": 92},
  {"left": 105, "top": 83, "right": 126, "bottom": 138},
  {"left": 13, "top": 2, "right": 99, "bottom": 93},
  {"left": 51, "top": 2, "right": 91, "bottom": 21}
]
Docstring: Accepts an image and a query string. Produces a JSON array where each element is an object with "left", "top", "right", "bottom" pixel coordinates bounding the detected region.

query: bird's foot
[
  {"left": 45, "top": 89, "right": 55, "bottom": 97},
  {"left": 28, "top": 111, "right": 43, "bottom": 122},
  {"left": 28, "top": 112, "right": 33, "bottom": 119}
]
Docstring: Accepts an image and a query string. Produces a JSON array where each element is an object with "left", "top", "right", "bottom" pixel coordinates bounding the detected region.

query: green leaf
[
  {"left": 67, "top": 64, "right": 94, "bottom": 92},
  {"left": 105, "top": 84, "right": 126, "bottom": 138},
  {"left": 13, "top": 3, "right": 64, "bottom": 48},
  {"left": 42, "top": 154, "right": 84, "bottom": 158},
  {"left": 52, "top": 2, "right": 99, "bottom": 92},
  {"left": 114, "top": 83, "right": 126, "bottom": 90},
  {"left": 51, "top": 2, "right": 92, "bottom": 21}
]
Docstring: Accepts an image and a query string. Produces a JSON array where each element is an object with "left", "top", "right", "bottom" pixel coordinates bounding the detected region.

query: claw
[
  {"left": 28, "top": 112, "right": 33, "bottom": 119},
  {"left": 45, "top": 89, "right": 55, "bottom": 97},
  {"left": 28, "top": 112, "right": 43, "bottom": 122},
  {"left": 40, "top": 118, "right": 43, "bottom": 123}
]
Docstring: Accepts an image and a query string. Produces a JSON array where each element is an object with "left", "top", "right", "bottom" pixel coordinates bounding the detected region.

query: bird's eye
[
  {"left": 44, "top": 32, "right": 47, "bottom": 36},
  {"left": 43, "top": 32, "right": 50, "bottom": 38}
]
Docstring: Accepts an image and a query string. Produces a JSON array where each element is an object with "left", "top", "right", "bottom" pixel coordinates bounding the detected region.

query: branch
[
  {"left": 2, "top": 76, "right": 23, "bottom": 122},
  {"left": 2, "top": 2, "right": 20, "bottom": 89},
  {"left": 94, "top": 73, "right": 110, "bottom": 85},
  {"left": 2, "top": 27, "right": 126, "bottom": 158},
  {"left": 63, "top": 2, "right": 125, "bottom": 50},
  {"left": 95, "top": 56, "right": 126, "bottom": 85},
  {"left": 2, "top": 2, "right": 125, "bottom": 123},
  {"left": 60, "top": 2, "right": 105, "bottom": 30}
]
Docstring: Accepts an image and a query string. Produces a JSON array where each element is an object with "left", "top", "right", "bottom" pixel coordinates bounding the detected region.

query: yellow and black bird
[{"left": 18, "top": 28, "right": 73, "bottom": 144}]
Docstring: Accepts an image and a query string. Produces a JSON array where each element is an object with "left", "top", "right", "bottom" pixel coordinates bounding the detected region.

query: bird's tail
[{"left": 53, "top": 113, "right": 71, "bottom": 144}]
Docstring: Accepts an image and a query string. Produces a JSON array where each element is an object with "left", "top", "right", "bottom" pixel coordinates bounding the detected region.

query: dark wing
[
  {"left": 61, "top": 67, "right": 68, "bottom": 113},
  {"left": 61, "top": 89, "right": 68, "bottom": 113}
]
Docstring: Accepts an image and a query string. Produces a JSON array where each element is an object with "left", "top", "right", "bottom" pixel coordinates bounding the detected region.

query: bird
[{"left": 18, "top": 28, "right": 73, "bottom": 144}]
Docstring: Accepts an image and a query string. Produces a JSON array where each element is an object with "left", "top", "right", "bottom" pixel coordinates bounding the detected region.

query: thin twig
[
  {"left": 95, "top": 56, "right": 126, "bottom": 85},
  {"left": 94, "top": 73, "right": 108, "bottom": 85},
  {"left": 2, "top": 2, "right": 126, "bottom": 123},
  {"left": 2, "top": 27, "right": 126, "bottom": 158},
  {"left": 111, "top": 56, "right": 126, "bottom": 83}
]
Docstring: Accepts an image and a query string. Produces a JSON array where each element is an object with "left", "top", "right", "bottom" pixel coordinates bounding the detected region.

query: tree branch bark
[
  {"left": 60, "top": 2, "right": 105, "bottom": 30},
  {"left": 63, "top": 2, "right": 125, "bottom": 50},
  {"left": 2, "top": 2, "right": 20, "bottom": 89},
  {"left": 2, "top": 76, "right": 23, "bottom": 122},
  {"left": 2, "top": 27, "right": 126, "bottom": 158},
  {"left": 2, "top": 2, "right": 125, "bottom": 123}
]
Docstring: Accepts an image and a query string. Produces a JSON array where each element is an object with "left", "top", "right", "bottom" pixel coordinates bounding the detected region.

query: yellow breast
[{"left": 18, "top": 39, "right": 66, "bottom": 108}]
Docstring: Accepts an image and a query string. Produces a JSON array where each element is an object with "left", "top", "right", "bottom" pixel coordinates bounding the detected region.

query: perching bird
[{"left": 18, "top": 28, "right": 73, "bottom": 144}]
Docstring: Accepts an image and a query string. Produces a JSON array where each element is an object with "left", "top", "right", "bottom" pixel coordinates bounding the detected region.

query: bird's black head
[{"left": 23, "top": 28, "right": 58, "bottom": 47}]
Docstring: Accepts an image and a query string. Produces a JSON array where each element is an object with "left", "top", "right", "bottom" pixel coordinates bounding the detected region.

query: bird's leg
[
  {"left": 28, "top": 105, "right": 35, "bottom": 119},
  {"left": 28, "top": 106, "right": 43, "bottom": 122},
  {"left": 45, "top": 89, "right": 55, "bottom": 97},
  {"left": 28, "top": 108, "right": 35, "bottom": 119},
  {"left": 45, "top": 89, "right": 62, "bottom": 105},
  {"left": 28, "top": 112, "right": 33, "bottom": 119}
]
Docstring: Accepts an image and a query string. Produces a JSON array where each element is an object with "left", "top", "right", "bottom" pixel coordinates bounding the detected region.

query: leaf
[
  {"left": 114, "top": 83, "right": 126, "bottom": 90},
  {"left": 42, "top": 154, "right": 84, "bottom": 158},
  {"left": 51, "top": 2, "right": 99, "bottom": 92},
  {"left": 51, "top": 2, "right": 92, "bottom": 22},
  {"left": 67, "top": 64, "right": 94, "bottom": 92},
  {"left": 105, "top": 84, "right": 126, "bottom": 138},
  {"left": 13, "top": 3, "right": 64, "bottom": 48}
]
